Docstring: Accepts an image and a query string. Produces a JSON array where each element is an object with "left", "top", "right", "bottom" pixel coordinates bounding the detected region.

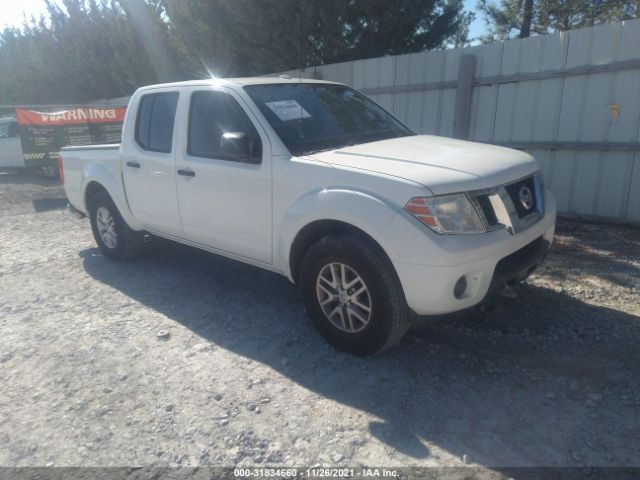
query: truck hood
[{"left": 307, "top": 135, "right": 539, "bottom": 195}]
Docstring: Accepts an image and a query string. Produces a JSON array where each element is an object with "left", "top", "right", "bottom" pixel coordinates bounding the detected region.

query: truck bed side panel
[{"left": 61, "top": 145, "right": 121, "bottom": 214}]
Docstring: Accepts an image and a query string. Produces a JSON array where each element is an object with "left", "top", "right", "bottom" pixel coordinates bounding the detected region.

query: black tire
[
  {"left": 299, "top": 233, "right": 411, "bottom": 356},
  {"left": 88, "top": 191, "right": 145, "bottom": 261}
]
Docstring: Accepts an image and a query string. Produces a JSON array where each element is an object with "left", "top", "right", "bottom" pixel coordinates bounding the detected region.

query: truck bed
[{"left": 60, "top": 144, "right": 121, "bottom": 214}]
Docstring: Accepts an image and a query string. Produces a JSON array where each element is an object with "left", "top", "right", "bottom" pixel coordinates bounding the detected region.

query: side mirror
[{"left": 220, "top": 131, "right": 260, "bottom": 163}]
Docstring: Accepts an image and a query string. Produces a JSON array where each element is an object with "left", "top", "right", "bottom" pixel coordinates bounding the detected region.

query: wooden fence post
[{"left": 453, "top": 54, "right": 476, "bottom": 140}]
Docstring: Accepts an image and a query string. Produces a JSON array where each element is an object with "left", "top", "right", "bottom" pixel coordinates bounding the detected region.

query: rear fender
[{"left": 82, "top": 163, "right": 144, "bottom": 231}]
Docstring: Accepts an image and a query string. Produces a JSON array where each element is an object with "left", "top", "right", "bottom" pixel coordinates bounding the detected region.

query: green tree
[
  {"left": 0, "top": 0, "right": 473, "bottom": 104},
  {"left": 478, "top": 0, "right": 640, "bottom": 40},
  {"left": 0, "top": 0, "right": 180, "bottom": 104},
  {"left": 160, "top": 0, "right": 472, "bottom": 76}
]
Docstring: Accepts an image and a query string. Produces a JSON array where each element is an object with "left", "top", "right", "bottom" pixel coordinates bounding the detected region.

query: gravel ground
[{"left": 0, "top": 171, "right": 639, "bottom": 471}]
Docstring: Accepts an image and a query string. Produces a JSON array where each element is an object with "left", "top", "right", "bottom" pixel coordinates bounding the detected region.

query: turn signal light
[
  {"left": 405, "top": 198, "right": 438, "bottom": 226},
  {"left": 404, "top": 194, "right": 485, "bottom": 234}
]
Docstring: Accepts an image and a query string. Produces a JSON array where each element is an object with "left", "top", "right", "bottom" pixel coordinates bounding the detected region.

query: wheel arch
[
  {"left": 84, "top": 181, "right": 107, "bottom": 211},
  {"left": 280, "top": 187, "right": 404, "bottom": 283},
  {"left": 81, "top": 163, "right": 143, "bottom": 231},
  {"left": 288, "top": 219, "right": 400, "bottom": 286}
]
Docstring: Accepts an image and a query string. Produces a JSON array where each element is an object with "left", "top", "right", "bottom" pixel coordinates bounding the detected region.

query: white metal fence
[{"left": 278, "top": 19, "right": 640, "bottom": 223}]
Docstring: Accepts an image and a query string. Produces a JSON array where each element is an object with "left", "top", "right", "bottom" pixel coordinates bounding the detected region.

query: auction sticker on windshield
[{"left": 265, "top": 100, "right": 311, "bottom": 121}]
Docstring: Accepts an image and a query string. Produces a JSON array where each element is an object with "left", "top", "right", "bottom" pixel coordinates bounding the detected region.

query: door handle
[
  {"left": 177, "top": 169, "right": 195, "bottom": 177},
  {"left": 126, "top": 161, "right": 140, "bottom": 168}
]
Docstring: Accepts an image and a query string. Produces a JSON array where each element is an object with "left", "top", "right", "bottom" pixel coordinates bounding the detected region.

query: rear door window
[{"left": 135, "top": 92, "right": 179, "bottom": 153}]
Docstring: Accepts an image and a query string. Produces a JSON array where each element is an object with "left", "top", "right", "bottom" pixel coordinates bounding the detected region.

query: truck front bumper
[
  {"left": 482, "top": 234, "right": 550, "bottom": 304},
  {"left": 389, "top": 211, "right": 555, "bottom": 316}
]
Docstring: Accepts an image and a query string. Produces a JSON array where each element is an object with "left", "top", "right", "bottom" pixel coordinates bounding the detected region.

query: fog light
[{"left": 454, "top": 275, "right": 467, "bottom": 299}]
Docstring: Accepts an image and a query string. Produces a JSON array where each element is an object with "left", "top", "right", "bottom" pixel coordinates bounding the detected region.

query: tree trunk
[{"left": 519, "top": 0, "right": 534, "bottom": 38}]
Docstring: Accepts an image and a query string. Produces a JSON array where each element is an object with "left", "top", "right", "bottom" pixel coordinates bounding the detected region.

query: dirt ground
[{"left": 0, "top": 171, "right": 639, "bottom": 472}]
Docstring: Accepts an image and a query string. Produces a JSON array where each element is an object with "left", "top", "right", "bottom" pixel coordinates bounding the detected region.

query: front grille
[
  {"left": 505, "top": 176, "right": 537, "bottom": 218},
  {"left": 474, "top": 194, "right": 499, "bottom": 227},
  {"left": 469, "top": 173, "right": 544, "bottom": 235}
]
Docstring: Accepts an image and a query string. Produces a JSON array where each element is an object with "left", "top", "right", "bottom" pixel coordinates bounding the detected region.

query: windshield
[{"left": 244, "top": 83, "right": 414, "bottom": 156}]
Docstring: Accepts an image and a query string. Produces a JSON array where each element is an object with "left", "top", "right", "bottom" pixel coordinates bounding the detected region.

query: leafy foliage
[
  {"left": 0, "top": 0, "right": 176, "bottom": 104},
  {"left": 0, "top": 0, "right": 469, "bottom": 104},
  {"left": 154, "top": 0, "right": 473, "bottom": 75},
  {"left": 478, "top": 0, "right": 640, "bottom": 40}
]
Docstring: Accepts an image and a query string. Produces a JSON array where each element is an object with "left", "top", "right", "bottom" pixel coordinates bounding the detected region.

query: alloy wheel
[
  {"left": 96, "top": 206, "right": 118, "bottom": 249},
  {"left": 315, "top": 262, "right": 372, "bottom": 333}
]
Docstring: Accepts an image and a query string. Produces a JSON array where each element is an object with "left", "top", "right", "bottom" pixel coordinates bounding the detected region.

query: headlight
[{"left": 405, "top": 194, "right": 485, "bottom": 234}]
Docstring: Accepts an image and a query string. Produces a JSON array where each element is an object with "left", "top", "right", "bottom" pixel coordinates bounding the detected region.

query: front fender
[
  {"left": 82, "top": 163, "right": 144, "bottom": 231},
  {"left": 278, "top": 188, "right": 402, "bottom": 280}
]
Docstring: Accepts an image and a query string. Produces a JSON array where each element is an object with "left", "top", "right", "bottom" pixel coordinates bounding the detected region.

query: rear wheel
[
  {"left": 300, "top": 233, "right": 410, "bottom": 355},
  {"left": 89, "top": 191, "right": 145, "bottom": 261}
]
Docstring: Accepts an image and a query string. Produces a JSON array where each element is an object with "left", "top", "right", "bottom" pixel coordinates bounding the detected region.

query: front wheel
[
  {"left": 299, "top": 233, "right": 411, "bottom": 355},
  {"left": 89, "top": 191, "right": 145, "bottom": 261}
]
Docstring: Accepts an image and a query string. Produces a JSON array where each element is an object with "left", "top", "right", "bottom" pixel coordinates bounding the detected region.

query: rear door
[
  {"left": 174, "top": 87, "right": 272, "bottom": 264},
  {"left": 122, "top": 90, "right": 182, "bottom": 236}
]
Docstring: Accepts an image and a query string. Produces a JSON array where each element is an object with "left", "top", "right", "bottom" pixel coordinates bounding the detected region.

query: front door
[{"left": 175, "top": 87, "right": 272, "bottom": 264}]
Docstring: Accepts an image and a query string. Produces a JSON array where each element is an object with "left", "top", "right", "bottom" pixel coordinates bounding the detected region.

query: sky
[
  {"left": 465, "top": 0, "right": 486, "bottom": 40},
  {"left": 1, "top": 0, "right": 486, "bottom": 39},
  {"left": 0, "top": 0, "right": 51, "bottom": 28}
]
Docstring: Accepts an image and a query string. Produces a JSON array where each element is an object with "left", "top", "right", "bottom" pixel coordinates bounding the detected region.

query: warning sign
[{"left": 15, "top": 107, "right": 126, "bottom": 167}]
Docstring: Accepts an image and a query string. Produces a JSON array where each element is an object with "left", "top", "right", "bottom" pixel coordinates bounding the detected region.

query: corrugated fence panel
[
  {"left": 556, "top": 21, "right": 640, "bottom": 219},
  {"left": 438, "top": 48, "right": 461, "bottom": 137},
  {"left": 392, "top": 50, "right": 449, "bottom": 135},
  {"left": 628, "top": 146, "right": 640, "bottom": 221},
  {"left": 526, "top": 149, "right": 556, "bottom": 184},
  {"left": 422, "top": 50, "right": 448, "bottom": 135},
  {"left": 613, "top": 21, "right": 640, "bottom": 222},
  {"left": 492, "top": 38, "right": 524, "bottom": 143},
  {"left": 316, "top": 61, "right": 355, "bottom": 86},
  {"left": 468, "top": 42, "right": 503, "bottom": 142},
  {"left": 494, "top": 32, "right": 568, "bottom": 144},
  {"left": 393, "top": 51, "right": 426, "bottom": 132},
  {"left": 628, "top": 94, "right": 640, "bottom": 221},
  {"left": 489, "top": 32, "right": 570, "bottom": 211},
  {"left": 273, "top": 18, "right": 640, "bottom": 222},
  {"left": 550, "top": 152, "right": 576, "bottom": 212},
  {"left": 354, "top": 56, "right": 396, "bottom": 111}
]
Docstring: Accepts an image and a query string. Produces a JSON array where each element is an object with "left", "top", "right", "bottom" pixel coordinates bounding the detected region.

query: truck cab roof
[{"left": 135, "top": 76, "right": 340, "bottom": 93}]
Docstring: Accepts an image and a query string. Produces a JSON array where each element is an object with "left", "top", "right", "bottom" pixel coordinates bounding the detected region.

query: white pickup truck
[{"left": 61, "top": 77, "right": 556, "bottom": 355}]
